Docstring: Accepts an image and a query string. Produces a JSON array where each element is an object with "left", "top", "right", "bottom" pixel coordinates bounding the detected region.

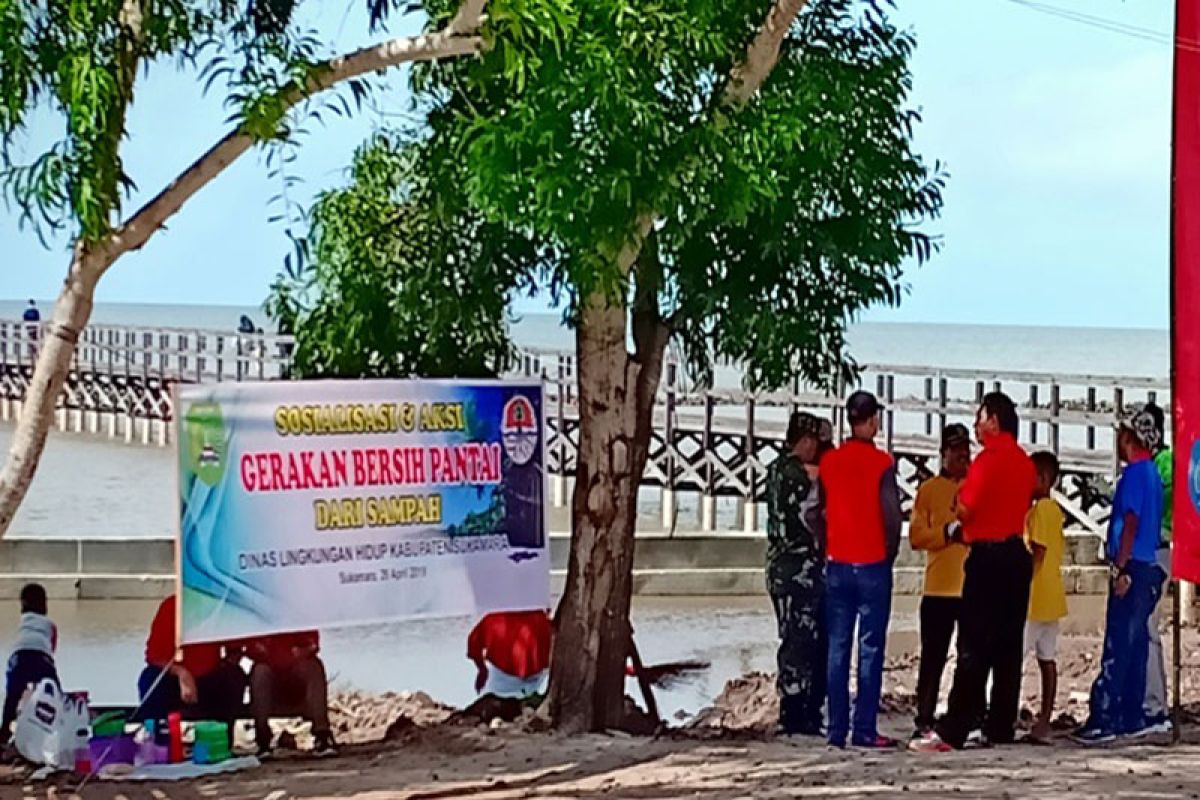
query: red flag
[{"left": 1173, "top": 0, "right": 1200, "bottom": 581}]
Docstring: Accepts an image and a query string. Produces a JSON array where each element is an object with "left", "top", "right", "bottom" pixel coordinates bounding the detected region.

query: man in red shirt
[
  {"left": 467, "top": 610, "right": 553, "bottom": 698},
  {"left": 137, "top": 595, "right": 245, "bottom": 741},
  {"left": 235, "top": 631, "right": 336, "bottom": 758},
  {"left": 820, "top": 391, "right": 902, "bottom": 749},
  {"left": 912, "top": 392, "right": 1036, "bottom": 752}
]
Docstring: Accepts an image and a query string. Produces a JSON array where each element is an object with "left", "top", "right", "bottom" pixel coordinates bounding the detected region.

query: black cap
[
  {"left": 941, "top": 423, "right": 971, "bottom": 451},
  {"left": 846, "top": 390, "right": 883, "bottom": 424},
  {"left": 786, "top": 412, "right": 824, "bottom": 447}
]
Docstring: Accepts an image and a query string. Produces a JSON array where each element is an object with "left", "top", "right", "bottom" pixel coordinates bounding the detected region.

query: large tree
[
  {"left": 297, "top": 0, "right": 944, "bottom": 731},
  {"left": 0, "top": 0, "right": 487, "bottom": 535},
  {"left": 267, "top": 132, "right": 547, "bottom": 379}
]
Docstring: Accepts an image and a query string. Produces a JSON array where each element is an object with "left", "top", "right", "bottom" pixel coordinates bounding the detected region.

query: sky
[{"left": 0, "top": 0, "right": 1177, "bottom": 329}]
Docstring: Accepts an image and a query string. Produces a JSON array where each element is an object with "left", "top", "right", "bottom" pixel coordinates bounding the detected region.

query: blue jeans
[
  {"left": 1086, "top": 560, "right": 1163, "bottom": 735},
  {"left": 826, "top": 560, "right": 893, "bottom": 745}
]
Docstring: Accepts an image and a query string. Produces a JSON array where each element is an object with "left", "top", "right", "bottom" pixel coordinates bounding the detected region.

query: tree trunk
[
  {"left": 549, "top": 295, "right": 666, "bottom": 733},
  {"left": 0, "top": 247, "right": 104, "bottom": 533}
]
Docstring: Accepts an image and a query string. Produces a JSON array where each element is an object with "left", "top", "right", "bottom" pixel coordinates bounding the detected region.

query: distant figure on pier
[
  {"left": 238, "top": 315, "right": 256, "bottom": 335},
  {"left": 909, "top": 423, "right": 971, "bottom": 740},
  {"left": 765, "top": 411, "right": 828, "bottom": 737},
  {"left": 22, "top": 301, "right": 39, "bottom": 357},
  {"left": 820, "top": 390, "right": 902, "bottom": 749},
  {"left": 1142, "top": 402, "right": 1172, "bottom": 734},
  {"left": 467, "top": 610, "right": 553, "bottom": 700},
  {"left": 1073, "top": 409, "right": 1165, "bottom": 745},
  {"left": 913, "top": 392, "right": 1035, "bottom": 753},
  {"left": 0, "top": 584, "right": 59, "bottom": 745}
]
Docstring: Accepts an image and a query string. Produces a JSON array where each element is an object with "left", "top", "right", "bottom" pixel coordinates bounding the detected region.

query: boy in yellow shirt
[
  {"left": 909, "top": 424, "right": 972, "bottom": 737},
  {"left": 1024, "top": 451, "right": 1067, "bottom": 744}
]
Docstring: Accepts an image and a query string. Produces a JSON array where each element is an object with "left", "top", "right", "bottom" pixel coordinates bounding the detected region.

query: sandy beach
[{"left": 11, "top": 620, "right": 1200, "bottom": 799}]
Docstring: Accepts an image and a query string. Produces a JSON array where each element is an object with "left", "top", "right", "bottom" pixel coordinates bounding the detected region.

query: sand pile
[
  {"left": 328, "top": 689, "right": 455, "bottom": 744},
  {"left": 686, "top": 672, "right": 777, "bottom": 736}
]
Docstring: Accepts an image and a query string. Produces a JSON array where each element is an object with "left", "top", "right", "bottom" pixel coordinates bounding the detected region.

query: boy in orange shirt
[
  {"left": 1024, "top": 452, "right": 1067, "bottom": 744},
  {"left": 909, "top": 424, "right": 971, "bottom": 738}
]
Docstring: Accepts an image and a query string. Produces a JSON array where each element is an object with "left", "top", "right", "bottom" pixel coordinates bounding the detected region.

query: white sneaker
[{"left": 1124, "top": 718, "right": 1172, "bottom": 739}]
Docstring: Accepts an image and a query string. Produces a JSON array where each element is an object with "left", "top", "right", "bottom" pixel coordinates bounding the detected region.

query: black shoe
[{"left": 313, "top": 733, "right": 339, "bottom": 758}]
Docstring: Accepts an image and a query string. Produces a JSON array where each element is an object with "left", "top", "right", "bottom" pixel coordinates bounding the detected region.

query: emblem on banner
[
  {"left": 502, "top": 395, "right": 538, "bottom": 466},
  {"left": 185, "top": 401, "right": 227, "bottom": 487}
]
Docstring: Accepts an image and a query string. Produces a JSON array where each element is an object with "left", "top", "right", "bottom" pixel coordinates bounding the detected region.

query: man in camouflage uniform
[{"left": 766, "top": 411, "right": 829, "bottom": 736}]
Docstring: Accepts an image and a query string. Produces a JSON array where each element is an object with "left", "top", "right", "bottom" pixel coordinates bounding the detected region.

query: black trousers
[
  {"left": 936, "top": 537, "right": 1032, "bottom": 748},
  {"left": 915, "top": 596, "right": 961, "bottom": 731}
]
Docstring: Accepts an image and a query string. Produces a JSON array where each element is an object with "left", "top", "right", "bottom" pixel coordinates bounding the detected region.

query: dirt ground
[{"left": 10, "top": 624, "right": 1200, "bottom": 800}]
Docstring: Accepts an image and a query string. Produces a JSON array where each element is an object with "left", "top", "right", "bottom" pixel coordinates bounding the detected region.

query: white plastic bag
[{"left": 12, "top": 679, "right": 82, "bottom": 769}]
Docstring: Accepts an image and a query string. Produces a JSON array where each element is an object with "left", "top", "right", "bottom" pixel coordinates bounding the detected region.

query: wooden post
[
  {"left": 884, "top": 375, "right": 895, "bottom": 454},
  {"left": 1086, "top": 386, "right": 1097, "bottom": 450},
  {"left": 974, "top": 380, "right": 985, "bottom": 406},
  {"left": 744, "top": 397, "right": 757, "bottom": 533},
  {"left": 1172, "top": 579, "right": 1182, "bottom": 744},
  {"left": 702, "top": 392, "right": 716, "bottom": 532},
  {"left": 938, "top": 376, "right": 948, "bottom": 434},
  {"left": 1113, "top": 387, "right": 1125, "bottom": 474},
  {"left": 662, "top": 362, "right": 678, "bottom": 532},
  {"left": 1029, "top": 384, "right": 1039, "bottom": 444},
  {"left": 923, "top": 377, "right": 934, "bottom": 436},
  {"left": 1049, "top": 384, "right": 1061, "bottom": 455},
  {"left": 553, "top": 356, "right": 568, "bottom": 508}
]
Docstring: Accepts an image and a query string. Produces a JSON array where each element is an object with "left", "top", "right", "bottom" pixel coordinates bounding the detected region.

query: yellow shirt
[
  {"left": 909, "top": 475, "right": 968, "bottom": 598},
  {"left": 1026, "top": 497, "right": 1068, "bottom": 622}
]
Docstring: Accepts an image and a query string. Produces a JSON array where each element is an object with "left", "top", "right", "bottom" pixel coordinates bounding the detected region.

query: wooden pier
[{"left": 0, "top": 319, "right": 1169, "bottom": 534}]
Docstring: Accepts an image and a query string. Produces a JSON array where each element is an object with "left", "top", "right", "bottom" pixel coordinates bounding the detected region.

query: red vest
[{"left": 822, "top": 439, "right": 893, "bottom": 565}]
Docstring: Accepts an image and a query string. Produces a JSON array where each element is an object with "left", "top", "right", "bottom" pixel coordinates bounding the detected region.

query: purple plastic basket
[{"left": 89, "top": 735, "right": 135, "bottom": 769}]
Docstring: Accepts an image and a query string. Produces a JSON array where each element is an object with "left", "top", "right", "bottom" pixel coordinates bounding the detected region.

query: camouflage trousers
[{"left": 770, "top": 583, "right": 827, "bottom": 734}]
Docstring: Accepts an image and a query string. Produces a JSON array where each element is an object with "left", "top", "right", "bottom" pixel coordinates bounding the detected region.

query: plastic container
[
  {"left": 90, "top": 711, "right": 127, "bottom": 739},
  {"left": 134, "top": 721, "right": 161, "bottom": 767},
  {"left": 88, "top": 735, "right": 136, "bottom": 769},
  {"left": 192, "top": 722, "right": 230, "bottom": 765},
  {"left": 167, "top": 712, "right": 183, "bottom": 764}
]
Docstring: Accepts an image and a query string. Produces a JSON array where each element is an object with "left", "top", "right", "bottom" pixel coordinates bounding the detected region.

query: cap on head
[
  {"left": 786, "top": 411, "right": 824, "bottom": 447},
  {"left": 846, "top": 390, "right": 883, "bottom": 426},
  {"left": 1121, "top": 408, "right": 1162, "bottom": 452},
  {"left": 941, "top": 423, "right": 971, "bottom": 451}
]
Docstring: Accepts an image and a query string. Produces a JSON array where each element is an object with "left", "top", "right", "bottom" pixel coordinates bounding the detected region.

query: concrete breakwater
[{"left": 0, "top": 529, "right": 1110, "bottom": 600}]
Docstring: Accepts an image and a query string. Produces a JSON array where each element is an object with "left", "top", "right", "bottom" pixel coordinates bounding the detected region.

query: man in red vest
[
  {"left": 911, "top": 392, "right": 1036, "bottom": 752},
  {"left": 820, "top": 390, "right": 902, "bottom": 749}
]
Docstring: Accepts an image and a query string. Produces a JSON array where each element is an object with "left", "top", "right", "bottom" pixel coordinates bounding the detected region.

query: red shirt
[
  {"left": 238, "top": 631, "right": 320, "bottom": 670},
  {"left": 144, "top": 596, "right": 222, "bottom": 678},
  {"left": 959, "top": 432, "right": 1036, "bottom": 542},
  {"left": 821, "top": 439, "right": 894, "bottom": 565},
  {"left": 467, "top": 611, "right": 552, "bottom": 679}
]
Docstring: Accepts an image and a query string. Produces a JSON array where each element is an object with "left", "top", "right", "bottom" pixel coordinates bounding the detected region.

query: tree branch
[
  {"left": 725, "top": 0, "right": 809, "bottom": 105},
  {"left": 611, "top": 0, "right": 809, "bottom": 280},
  {"left": 97, "top": 1, "right": 488, "bottom": 267}
]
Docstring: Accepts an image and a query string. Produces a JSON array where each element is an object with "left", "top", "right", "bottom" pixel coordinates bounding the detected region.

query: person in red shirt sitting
[
  {"left": 467, "top": 610, "right": 552, "bottom": 699},
  {"left": 137, "top": 595, "right": 245, "bottom": 742},
  {"left": 234, "top": 631, "right": 336, "bottom": 758}
]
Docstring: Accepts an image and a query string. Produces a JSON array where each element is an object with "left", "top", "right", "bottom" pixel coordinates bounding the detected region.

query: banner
[
  {"left": 1173, "top": 0, "right": 1200, "bottom": 582},
  {"left": 175, "top": 379, "right": 549, "bottom": 644}
]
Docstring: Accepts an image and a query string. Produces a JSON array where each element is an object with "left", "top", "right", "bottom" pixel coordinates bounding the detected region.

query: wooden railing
[{"left": 0, "top": 320, "right": 1169, "bottom": 533}]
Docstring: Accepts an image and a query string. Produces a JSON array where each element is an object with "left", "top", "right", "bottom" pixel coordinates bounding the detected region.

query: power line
[{"left": 1003, "top": 0, "right": 1200, "bottom": 54}]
